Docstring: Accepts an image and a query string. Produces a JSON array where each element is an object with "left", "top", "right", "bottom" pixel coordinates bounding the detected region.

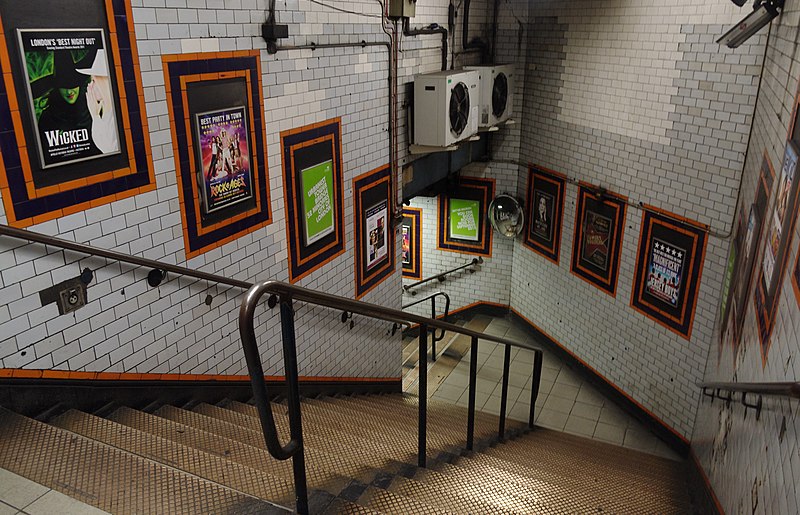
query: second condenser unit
[
  {"left": 413, "top": 69, "right": 480, "bottom": 147},
  {"left": 464, "top": 64, "right": 514, "bottom": 128}
]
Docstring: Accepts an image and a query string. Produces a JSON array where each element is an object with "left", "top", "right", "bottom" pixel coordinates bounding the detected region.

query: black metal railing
[
  {"left": 240, "top": 281, "right": 544, "bottom": 514},
  {"left": 402, "top": 291, "right": 450, "bottom": 361},
  {"left": 699, "top": 381, "right": 800, "bottom": 420},
  {"left": 403, "top": 257, "right": 483, "bottom": 295}
]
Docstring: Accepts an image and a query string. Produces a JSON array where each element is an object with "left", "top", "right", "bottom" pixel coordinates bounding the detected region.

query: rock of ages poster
[
  {"left": 365, "top": 200, "right": 388, "bottom": 271},
  {"left": 581, "top": 210, "right": 612, "bottom": 271},
  {"left": 631, "top": 208, "right": 708, "bottom": 340},
  {"left": 18, "top": 28, "right": 120, "bottom": 169},
  {"left": 195, "top": 107, "right": 253, "bottom": 215}
]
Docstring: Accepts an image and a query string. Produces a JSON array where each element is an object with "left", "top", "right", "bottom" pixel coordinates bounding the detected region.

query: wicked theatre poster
[
  {"left": 195, "top": 107, "right": 253, "bottom": 215},
  {"left": 524, "top": 166, "right": 566, "bottom": 263},
  {"left": 570, "top": 185, "right": 626, "bottom": 297},
  {"left": 631, "top": 208, "right": 707, "bottom": 340},
  {"left": 18, "top": 28, "right": 120, "bottom": 169}
]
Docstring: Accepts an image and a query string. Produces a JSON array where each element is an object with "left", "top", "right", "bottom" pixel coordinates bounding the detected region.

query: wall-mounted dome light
[{"left": 717, "top": 0, "right": 784, "bottom": 49}]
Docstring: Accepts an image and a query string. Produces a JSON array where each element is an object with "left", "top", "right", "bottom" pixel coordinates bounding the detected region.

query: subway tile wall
[
  {"left": 510, "top": 0, "right": 762, "bottom": 440},
  {"left": 693, "top": 1, "right": 800, "bottom": 512},
  {"left": 0, "top": 0, "right": 404, "bottom": 379}
]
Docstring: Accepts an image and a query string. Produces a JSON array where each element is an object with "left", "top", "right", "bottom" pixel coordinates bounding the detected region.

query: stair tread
[
  {"left": 357, "top": 485, "right": 449, "bottom": 515},
  {"left": 0, "top": 407, "right": 281, "bottom": 514}
]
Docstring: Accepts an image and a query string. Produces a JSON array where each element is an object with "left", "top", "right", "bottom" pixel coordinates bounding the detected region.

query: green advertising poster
[
  {"left": 300, "top": 159, "right": 335, "bottom": 246},
  {"left": 449, "top": 198, "right": 481, "bottom": 241}
]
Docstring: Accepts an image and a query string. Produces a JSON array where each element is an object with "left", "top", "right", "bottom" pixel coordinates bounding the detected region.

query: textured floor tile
[
  {"left": 593, "top": 422, "right": 626, "bottom": 445},
  {"left": 564, "top": 414, "right": 598, "bottom": 437},
  {"left": 571, "top": 401, "right": 602, "bottom": 421},
  {"left": 535, "top": 408, "right": 569, "bottom": 430},
  {"left": 434, "top": 383, "right": 465, "bottom": 402},
  {"left": 0, "top": 501, "right": 17, "bottom": 515},
  {"left": 24, "top": 490, "right": 109, "bottom": 515},
  {"left": 548, "top": 383, "right": 580, "bottom": 403},
  {"left": 543, "top": 394, "right": 575, "bottom": 415}
]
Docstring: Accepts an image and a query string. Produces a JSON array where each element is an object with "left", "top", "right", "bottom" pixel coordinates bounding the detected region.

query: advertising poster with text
[
  {"left": 449, "top": 198, "right": 480, "bottom": 241},
  {"left": 365, "top": 200, "right": 388, "bottom": 270},
  {"left": 18, "top": 28, "right": 121, "bottom": 169},
  {"left": 402, "top": 225, "right": 411, "bottom": 265},
  {"left": 646, "top": 238, "right": 685, "bottom": 308},
  {"left": 532, "top": 190, "right": 555, "bottom": 242},
  {"left": 196, "top": 107, "right": 253, "bottom": 214},
  {"left": 301, "top": 160, "right": 335, "bottom": 246},
  {"left": 581, "top": 210, "right": 612, "bottom": 272}
]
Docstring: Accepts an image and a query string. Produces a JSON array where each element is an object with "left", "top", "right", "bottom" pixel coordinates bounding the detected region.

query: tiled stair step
[
  {"left": 225, "top": 400, "right": 418, "bottom": 464},
  {"left": 164, "top": 404, "right": 404, "bottom": 487},
  {"left": 460, "top": 450, "right": 687, "bottom": 514},
  {"left": 324, "top": 497, "right": 382, "bottom": 514},
  {"left": 491, "top": 429, "right": 686, "bottom": 488},
  {"left": 107, "top": 406, "right": 351, "bottom": 496},
  {"left": 0, "top": 407, "right": 282, "bottom": 514},
  {"left": 355, "top": 485, "right": 447, "bottom": 515},
  {"left": 386, "top": 474, "right": 513, "bottom": 514},
  {"left": 50, "top": 409, "right": 296, "bottom": 510}
]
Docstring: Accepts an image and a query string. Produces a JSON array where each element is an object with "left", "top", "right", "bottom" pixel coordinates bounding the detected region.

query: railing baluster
[
  {"left": 279, "top": 300, "right": 309, "bottom": 515},
  {"left": 499, "top": 344, "right": 511, "bottom": 441},
  {"left": 418, "top": 323, "right": 428, "bottom": 468},
  {"left": 467, "top": 336, "right": 478, "bottom": 451},
  {"left": 529, "top": 350, "right": 543, "bottom": 429},
  {"left": 430, "top": 296, "right": 437, "bottom": 361}
]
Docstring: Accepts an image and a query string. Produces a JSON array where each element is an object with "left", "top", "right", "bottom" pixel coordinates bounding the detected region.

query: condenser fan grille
[
  {"left": 449, "top": 82, "right": 470, "bottom": 136},
  {"left": 492, "top": 72, "right": 508, "bottom": 118}
]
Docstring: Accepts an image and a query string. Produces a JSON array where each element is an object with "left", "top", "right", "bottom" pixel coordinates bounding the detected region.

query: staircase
[{"left": 0, "top": 393, "right": 690, "bottom": 514}]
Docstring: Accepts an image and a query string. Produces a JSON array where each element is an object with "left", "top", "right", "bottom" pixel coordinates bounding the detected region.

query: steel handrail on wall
[
  {"left": 240, "top": 280, "right": 544, "bottom": 514},
  {"left": 699, "top": 381, "right": 800, "bottom": 421},
  {"left": 403, "top": 257, "right": 483, "bottom": 294},
  {"left": 402, "top": 291, "right": 450, "bottom": 361}
]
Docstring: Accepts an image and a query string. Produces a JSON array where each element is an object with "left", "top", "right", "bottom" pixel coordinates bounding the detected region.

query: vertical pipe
[
  {"left": 499, "top": 344, "right": 511, "bottom": 440},
  {"left": 418, "top": 323, "right": 428, "bottom": 468},
  {"left": 279, "top": 300, "right": 309, "bottom": 515},
  {"left": 467, "top": 336, "right": 478, "bottom": 451},
  {"left": 529, "top": 350, "right": 543, "bottom": 429},
  {"left": 430, "top": 296, "right": 437, "bottom": 361}
]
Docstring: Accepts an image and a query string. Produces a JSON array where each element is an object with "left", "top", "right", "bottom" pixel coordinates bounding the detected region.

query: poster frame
[
  {"left": 523, "top": 165, "right": 566, "bottom": 264},
  {"left": 437, "top": 176, "right": 494, "bottom": 257},
  {"left": 353, "top": 164, "right": 394, "bottom": 299}
]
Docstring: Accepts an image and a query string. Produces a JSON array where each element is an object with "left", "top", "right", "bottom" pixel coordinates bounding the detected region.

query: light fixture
[{"left": 718, "top": 0, "right": 784, "bottom": 49}]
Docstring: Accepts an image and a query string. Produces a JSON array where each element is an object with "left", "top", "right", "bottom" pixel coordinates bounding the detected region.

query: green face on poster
[
  {"left": 449, "top": 198, "right": 481, "bottom": 241},
  {"left": 300, "top": 159, "right": 335, "bottom": 246}
]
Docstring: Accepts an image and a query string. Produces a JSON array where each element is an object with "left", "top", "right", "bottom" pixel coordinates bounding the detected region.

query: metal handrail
[
  {"left": 402, "top": 291, "right": 450, "bottom": 360},
  {"left": 699, "top": 381, "right": 800, "bottom": 398},
  {"left": 0, "top": 224, "right": 251, "bottom": 289},
  {"left": 403, "top": 257, "right": 483, "bottom": 294},
  {"left": 240, "top": 280, "right": 544, "bottom": 514}
]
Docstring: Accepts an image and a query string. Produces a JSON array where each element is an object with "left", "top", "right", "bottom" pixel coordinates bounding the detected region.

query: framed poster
[
  {"left": 524, "top": 165, "right": 566, "bottom": 263},
  {"left": 793, "top": 241, "right": 800, "bottom": 308},
  {"left": 163, "top": 51, "right": 271, "bottom": 259},
  {"left": 631, "top": 207, "right": 708, "bottom": 340},
  {"left": 281, "top": 118, "right": 345, "bottom": 283},
  {"left": 353, "top": 165, "right": 394, "bottom": 299},
  {"left": 402, "top": 207, "right": 422, "bottom": 279},
  {"left": 754, "top": 141, "right": 800, "bottom": 362},
  {"left": 719, "top": 155, "right": 774, "bottom": 361},
  {"left": 0, "top": 0, "right": 154, "bottom": 227},
  {"left": 300, "top": 160, "right": 335, "bottom": 246},
  {"left": 570, "top": 184, "right": 627, "bottom": 296},
  {"left": 195, "top": 107, "right": 253, "bottom": 215},
  {"left": 437, "top": 176, "right": 494, "bottom": 257}
]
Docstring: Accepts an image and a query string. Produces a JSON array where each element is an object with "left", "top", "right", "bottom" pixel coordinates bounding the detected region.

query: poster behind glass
[
  {"left": 581, "top": 210, "right": 612, "bottom": 272},
  {"left": 365, "top": 200, "right": 388, "bottom": 270},
  {"left": 300, "top": 159, "right": 335, "bottom": 246}
]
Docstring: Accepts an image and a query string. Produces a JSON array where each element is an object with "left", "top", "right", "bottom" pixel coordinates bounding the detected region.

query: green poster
[
  {"left": 719, "top": 245, "right": 737, "bottom": 319},
  {"left": 449, "top": 198, "right": 481, "bottom": 241},
  {"left": 300, "top": 159, "right": 335, "bottom": 246}
]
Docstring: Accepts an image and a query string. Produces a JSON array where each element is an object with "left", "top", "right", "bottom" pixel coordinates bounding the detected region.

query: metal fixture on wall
[
  {"left": 488, "top": 194, "right": 524, "bottom": 238},
  {"left": 718, "top": 0, "right": 784, "bottom": 48}
]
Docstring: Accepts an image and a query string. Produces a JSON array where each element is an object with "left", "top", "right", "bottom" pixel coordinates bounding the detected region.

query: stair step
[
  {"left": 50, "top": 409, "right": 295, "bottom": 510},
  {"left": 356, "top": 485, "right": 448, "bottom": 515},
  {"left": 0, "top": 407, "right": 281, "bottom": 514},
  {"left": 386, "top": 475, "right": 512, "bottom": 514},
  {"left": 323, "top": 497, "right": 383, "bottom": 514}
]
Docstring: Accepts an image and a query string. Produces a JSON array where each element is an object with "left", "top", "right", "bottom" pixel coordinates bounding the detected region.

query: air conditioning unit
[
  {"left": 413, "top": 70, "right": 480, "bottom": 148},
  {"left": 464, "top": 64, "right": 514, "bottom": 128}
]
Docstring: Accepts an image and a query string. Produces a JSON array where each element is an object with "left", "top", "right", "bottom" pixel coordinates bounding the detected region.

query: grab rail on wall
[
  {"left": 402, "top": 291, "right": 451, "bottom": 361},
  {"left": 698, "top": 381, "right": 800, "bottom": 421},
  {"left": 0, "top": 224, "right": 545, "bottom": 515},
  {"left": 403, "top": 257, "right": 484, "bottom": 295},
  {"left": 240, "top": 281, "right": 544, "bottom": 514}
]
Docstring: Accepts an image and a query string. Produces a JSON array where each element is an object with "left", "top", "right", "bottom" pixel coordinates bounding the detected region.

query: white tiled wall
[
  {"left": 510, "top": 0, "right": 765, "bottom": 439},
  {"left": 693, "top": 2, "right": 800, "bottom": 512}
]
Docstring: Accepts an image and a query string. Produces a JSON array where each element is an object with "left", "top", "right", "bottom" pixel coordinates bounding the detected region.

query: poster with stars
[{"left": 631, "top": 207, "right": 708, "bottom": 340}]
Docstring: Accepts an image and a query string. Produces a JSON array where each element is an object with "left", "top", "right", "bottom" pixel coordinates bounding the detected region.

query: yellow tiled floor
[
  {"left": 416, "top": 315, "right": 681, "bottom": 461},
  {"left": 0, "top": 469, "right": 108, "bottom": 515}
]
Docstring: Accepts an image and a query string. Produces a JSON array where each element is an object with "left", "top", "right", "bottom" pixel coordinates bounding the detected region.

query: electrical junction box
[
  {"left": 413, "top": 69, "right": 480, "bottom": 148},
  {"left": 389, "top": 0, "right": 416, "bottom": 18},
  {"left": 464, "top": 64, "right": 515, "bottom": 128}
]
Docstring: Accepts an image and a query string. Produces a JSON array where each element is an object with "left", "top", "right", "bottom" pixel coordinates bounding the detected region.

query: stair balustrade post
[
  {"left": 430, "top": 297, "right": 437, "bottom": 361},
  {"left": 467, "top": 336, "right": 478, "bottom": 451},
  {"left": 418, "top": 323, "right": 428, "bottom": 468},
  {"left": 529, "top": 350, "right": 543, "bottom": 429},
  {"left": 499, "top": 343, "right": 511, "bottom": 441},
  {"left": 279, "top": 299, "right": 309, "bottom": 515}
]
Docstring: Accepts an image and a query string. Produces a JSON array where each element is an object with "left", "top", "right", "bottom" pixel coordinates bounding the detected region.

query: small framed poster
[
  {"left": 437, "top": 176, "right": 494, "bottom": 257},
  {"left": 281, "top": 118, "right": 345, "bottom": 283},
  {"left": 524, "top": 165, "right": 566, "bottom": 264},
  {"left": 353, "top": 165, "right": 394, "bottom": 299},
  {"left": 755, "top": 140, "right": 800, "bottom": 362},
  {"left": 631, "top": 207, "right": 708, "bottom": 340},
  {"left": 402, "top": 207, "right": 422, "bottom": 279},
  {"left": 570, "top": 184, "right": 627, "bottom": 296}
]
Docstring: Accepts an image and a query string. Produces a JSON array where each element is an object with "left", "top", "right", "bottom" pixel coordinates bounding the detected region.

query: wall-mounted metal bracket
[
  {"left": 267, "top": 294, "right": 278, "bottom": 309},
  {"left": 147, "top": 269, "right": 166, "bottom": 287},
  {"left": 702, "top": 386, "right": 715, "bottom": 402},
  {"left": 741, "top": 392, "right": 763, "bottom": 421},
  {"left": 717, "top": 388, "right": 733, "bottom": 404}
]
